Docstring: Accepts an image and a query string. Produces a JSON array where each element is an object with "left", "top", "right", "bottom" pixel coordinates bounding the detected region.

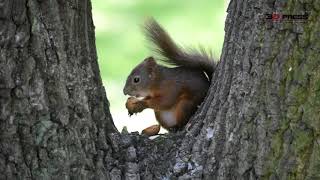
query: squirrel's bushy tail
[{"left": 144, "top": 18, "right": 215, "bottom": 80}]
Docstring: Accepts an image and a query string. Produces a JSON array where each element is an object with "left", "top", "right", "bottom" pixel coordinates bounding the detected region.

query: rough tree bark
[
  {"left": 0, "top": 0, "right": 116, "bottom": 179},
  {"left": 0, "top": 0, "right": 319, "bottom": 180}
]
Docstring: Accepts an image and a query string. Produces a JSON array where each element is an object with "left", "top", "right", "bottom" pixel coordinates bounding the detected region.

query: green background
[{"left": 92, "top": 0, "right": 226, "bottom": 132}]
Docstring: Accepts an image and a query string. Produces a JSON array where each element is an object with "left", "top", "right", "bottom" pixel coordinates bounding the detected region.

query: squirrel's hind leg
[
  {"left": 173, "top": 96, "right": 196, "bottom": 128},
  {"left": 154, "top": 96, "right": 196, "bottom": 132}
]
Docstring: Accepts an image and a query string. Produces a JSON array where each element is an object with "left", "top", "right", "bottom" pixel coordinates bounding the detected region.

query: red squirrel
[{"left": 123, "top": 19, "right": 215, "bottom": 136}]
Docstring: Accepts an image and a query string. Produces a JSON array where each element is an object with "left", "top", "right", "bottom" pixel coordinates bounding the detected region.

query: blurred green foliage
[
  {"left": 91, "top": 0, "right": 226, "bottom": 130},
  {"left": 93, "top": 0, "right": 225, "bottom": 82}
]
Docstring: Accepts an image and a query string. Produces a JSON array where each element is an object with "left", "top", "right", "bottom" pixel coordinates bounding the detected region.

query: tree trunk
[
  {"left": 0, "top": 0, "right": 116, "bottom": 179},
  {"left": 0, "top": 0, "right": 319, "bottom": 180}
]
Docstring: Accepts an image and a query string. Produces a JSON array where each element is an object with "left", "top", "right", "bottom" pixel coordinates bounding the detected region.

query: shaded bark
[
  {"left": 0, "top": 0, "right": 319, "bottom": 180},
  {"left": 0, "top": 0, "right": 116, "bottom": 179},
  {"left": 172, "top": 0, "right": 320, "bottom": 178}
]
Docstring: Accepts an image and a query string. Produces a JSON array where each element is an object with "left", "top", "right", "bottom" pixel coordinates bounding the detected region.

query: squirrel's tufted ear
[
  {"left": 144, "top": 56, "right": 157, "bottom": 69},
  {"left": 144, "top": 56, "right": 157, "bottom": 78},
  {"left": 144, "top": 56, "right": 156, "bottom": 65}
]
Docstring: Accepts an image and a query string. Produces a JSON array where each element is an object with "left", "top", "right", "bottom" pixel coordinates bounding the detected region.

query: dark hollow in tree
[{"left": 0, "top": 0, "right": 319, "bottom": 179}]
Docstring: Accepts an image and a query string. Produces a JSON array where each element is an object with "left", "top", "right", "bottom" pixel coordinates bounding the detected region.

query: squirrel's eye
[{"left": 133, "top": 76, "right": 140, "bottom": 83}]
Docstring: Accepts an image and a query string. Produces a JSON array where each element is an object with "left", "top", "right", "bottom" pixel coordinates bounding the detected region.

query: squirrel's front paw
[{"left": 125, "top": 97, "right": 146, "bottom": 115}]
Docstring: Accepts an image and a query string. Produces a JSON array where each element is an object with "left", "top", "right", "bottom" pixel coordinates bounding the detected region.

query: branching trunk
[{"left": 0, "top": 0, "right": 319, "bottom": 180}]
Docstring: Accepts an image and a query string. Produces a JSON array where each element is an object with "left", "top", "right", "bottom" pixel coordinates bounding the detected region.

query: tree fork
[{"left": 0, "top": 0, "right": 319, "bottom": 179}]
